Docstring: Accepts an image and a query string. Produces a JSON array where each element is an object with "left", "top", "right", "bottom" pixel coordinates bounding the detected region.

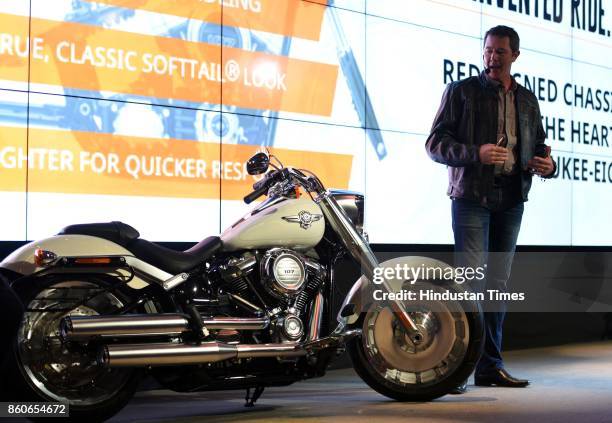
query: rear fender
[{"left": 0, "top": 235, "right": 159, "bottom": 290}]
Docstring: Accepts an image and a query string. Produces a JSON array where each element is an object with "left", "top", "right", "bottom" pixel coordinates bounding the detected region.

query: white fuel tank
[{"left": 221, "top": 197, "right": 325, "bottom": 251}]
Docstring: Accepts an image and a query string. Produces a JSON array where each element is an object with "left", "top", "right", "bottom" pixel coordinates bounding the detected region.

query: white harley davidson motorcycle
[{"left": 0, "top": 152, "right": 483, "bottom": 421}]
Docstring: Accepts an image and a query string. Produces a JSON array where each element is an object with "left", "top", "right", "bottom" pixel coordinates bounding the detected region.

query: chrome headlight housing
[{"left": 329, "top": 190, "right": 364, "bottom": 234}]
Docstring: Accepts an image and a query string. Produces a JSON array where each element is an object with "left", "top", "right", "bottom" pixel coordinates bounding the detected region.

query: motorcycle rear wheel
[
  {"left": 347, "top": 280, "right": 484, "bottom": 401},
  {"left": 2, "top": 275, "right": 142, "bottom": 422}
]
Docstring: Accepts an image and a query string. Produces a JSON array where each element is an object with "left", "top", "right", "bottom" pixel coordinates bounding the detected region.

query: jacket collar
[{"left": 479, "top": 70, "right": 518, "bottom": 92}]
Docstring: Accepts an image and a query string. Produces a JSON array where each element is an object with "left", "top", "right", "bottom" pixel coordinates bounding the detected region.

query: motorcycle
[{"left": 0, "top": 152, "right": 484, "bottom": 421}]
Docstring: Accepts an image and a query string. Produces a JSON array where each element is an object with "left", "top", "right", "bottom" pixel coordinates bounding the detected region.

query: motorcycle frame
[{"left": 3, "top": 191, "right": 425, "bottom": 342}]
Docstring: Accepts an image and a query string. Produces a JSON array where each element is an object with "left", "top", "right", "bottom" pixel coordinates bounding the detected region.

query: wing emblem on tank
[{"left": 282, "top": 210, "right": 323, "bottom": 230}]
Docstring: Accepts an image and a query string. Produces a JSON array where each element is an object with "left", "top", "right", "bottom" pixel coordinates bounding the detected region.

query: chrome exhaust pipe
[
  {"left": 61, "top": 315, "right": 270, "bottom": 341},
  {"left": 236, "top": 343, "right": 304, "bottom": 358},
  {"left": 100, "top": 342, "right": 237, "bottom": 367},
  {"left": 60, "top": 314, "right": 190, "bottom": 340},
  {"left": 101, "top": 341, "right": 305, "bottom": 367},
  {"left": 201, "top": 316, "right": 269, "bottom": 330}
]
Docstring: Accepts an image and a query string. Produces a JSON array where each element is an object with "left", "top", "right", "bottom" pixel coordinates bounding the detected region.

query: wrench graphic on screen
[
  {"left": 327, "top": 1, "right": 387, "bottom": 159},
  {"left": 0, "top": 1, "right": 387, "bottom": 159}
]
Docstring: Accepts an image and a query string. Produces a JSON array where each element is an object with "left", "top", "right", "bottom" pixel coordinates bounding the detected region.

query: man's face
[{"left": 483, "top": 35, "right": 519, "bottom": 81}]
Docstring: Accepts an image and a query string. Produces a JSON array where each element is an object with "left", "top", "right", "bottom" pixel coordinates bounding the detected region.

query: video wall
[{"left": 0, "top": 0, "right": 610, "bottom": 245}]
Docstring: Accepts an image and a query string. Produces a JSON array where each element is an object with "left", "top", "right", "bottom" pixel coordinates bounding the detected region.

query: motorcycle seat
[
  {"left": 127, "top": 237, "right": 222, "bottom": 275},
  {"left": 58, "top": 221, "right": 222, "bottom": 274},
  {"left": 58, "top": 222, "right": 140, "bottom": 247}
]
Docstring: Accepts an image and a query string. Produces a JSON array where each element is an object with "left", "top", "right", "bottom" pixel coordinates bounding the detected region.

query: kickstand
[{"left": 244, "top": 386, "right": 265, "bottom": 407}]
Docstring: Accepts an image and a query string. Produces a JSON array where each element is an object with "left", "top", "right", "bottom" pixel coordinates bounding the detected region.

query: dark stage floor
[{"left": 104, "top": 341, "right": 612, "bottom": 423}]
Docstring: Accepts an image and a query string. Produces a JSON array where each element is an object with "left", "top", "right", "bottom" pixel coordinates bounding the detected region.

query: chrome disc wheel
[
  {"left": 17, "top": 281, "right": 133, "bottom": 405},
  {"left": 361, "top": 286, "right": 470, "bottom": 387}
]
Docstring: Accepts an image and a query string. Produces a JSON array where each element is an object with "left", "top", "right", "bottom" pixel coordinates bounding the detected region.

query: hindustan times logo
[{"left": 372, "top": 264, "right": 486, "bottom": 285}]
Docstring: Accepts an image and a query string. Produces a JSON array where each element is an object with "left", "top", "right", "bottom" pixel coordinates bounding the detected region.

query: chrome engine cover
[{"left": 260, "top": 248, "right": 306, "bottom": 299}]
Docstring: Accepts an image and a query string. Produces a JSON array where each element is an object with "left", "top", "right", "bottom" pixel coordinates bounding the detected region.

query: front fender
[{"left": 337, "top": 256, "right": 454, "bottom": 325}]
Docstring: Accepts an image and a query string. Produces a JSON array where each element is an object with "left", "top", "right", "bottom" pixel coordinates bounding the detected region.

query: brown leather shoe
[{"left": 475, "top": 368, "right": 529, "bottom": 387}]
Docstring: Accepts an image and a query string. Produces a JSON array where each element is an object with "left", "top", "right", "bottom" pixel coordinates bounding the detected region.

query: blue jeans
[{"left": 451, "top": 198, "right": 524, "bottom": 375}]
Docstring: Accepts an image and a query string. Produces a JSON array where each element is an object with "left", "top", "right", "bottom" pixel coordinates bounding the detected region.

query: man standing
[{"left": 425, "top": 25, "right": 555, "bottom": 392}]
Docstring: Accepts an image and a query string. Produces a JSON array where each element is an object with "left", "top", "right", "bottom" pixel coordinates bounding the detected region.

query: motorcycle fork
[{"left": 316, "top": 193, "right": 424, "bottom": 343}]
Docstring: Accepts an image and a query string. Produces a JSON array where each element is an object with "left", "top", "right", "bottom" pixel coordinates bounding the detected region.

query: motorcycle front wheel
[
  {"left": 347, "top": 279, "right": 484, "bottom": 401},
  {"left": 2, "top": 275, "right": 142, "bottom": 422}
]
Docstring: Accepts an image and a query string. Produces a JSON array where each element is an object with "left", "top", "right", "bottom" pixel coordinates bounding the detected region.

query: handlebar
[
  {"left": 243, "top": 170, "right": 279, "bottom": 204},
  {"left": 243, "top": 184, "right": 269, "bottom": 204},
  {"left": 252, "top": 172, "right": 274, "bottom": 191},
  {"left": 242, "top": 168, "right": 324, "bottom": 204}
]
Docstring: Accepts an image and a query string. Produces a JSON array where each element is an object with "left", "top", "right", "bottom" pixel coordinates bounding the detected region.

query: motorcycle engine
[
  {"left": 260, "top": 249, "right": 307, "bottom": 299},
  {"left": 217, "top": 248, "right": 325, "bottom": 342}
]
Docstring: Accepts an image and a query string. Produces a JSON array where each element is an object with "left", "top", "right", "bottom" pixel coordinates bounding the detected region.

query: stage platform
[{"left": 108, "top": 341, "right": 612, "bottom": 423}]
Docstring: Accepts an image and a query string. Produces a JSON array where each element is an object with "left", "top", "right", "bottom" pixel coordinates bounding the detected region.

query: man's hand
[
  {"left": 527, "top": 156, "right": 554, "bottom": 176},
  {"left": 479, "top": 144, "right": 508, "bottom": 165}
]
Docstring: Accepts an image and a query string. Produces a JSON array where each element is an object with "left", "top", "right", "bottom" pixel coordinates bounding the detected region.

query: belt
[{"left": 492, "top": 175, "right": 518, "bottom": 188}]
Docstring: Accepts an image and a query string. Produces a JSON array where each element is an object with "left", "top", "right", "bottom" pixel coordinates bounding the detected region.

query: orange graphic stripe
[
  {"left": 0, "top": 127, "right": 27, "bottom": 190},
  {"left": 0, "top": 14, "right": 338, "bottom": 116},
  {"left": 221, "top": 48, "right": 337, "bottom": 115},
  {"left": 0, "top": 126, "right": 352, "bottom": 200},
  {"left": 86, "top": 0, "right": 327, "bottom": 41},
  {"left": 0, "top": 17, "right": 29, "bottom": 82}
]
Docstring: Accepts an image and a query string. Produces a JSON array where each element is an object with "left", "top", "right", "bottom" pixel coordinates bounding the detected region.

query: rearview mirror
[{"left": 246, "top": 153, "right": 270, "bottom": 175}]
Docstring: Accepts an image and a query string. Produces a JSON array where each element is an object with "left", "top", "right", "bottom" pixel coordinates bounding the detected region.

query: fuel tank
[{"left": 221, "top": 197, "right": 325, "bottom": 251}]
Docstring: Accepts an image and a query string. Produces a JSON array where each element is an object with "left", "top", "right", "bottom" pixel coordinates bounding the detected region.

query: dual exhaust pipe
[
  {"left": 60, "top": 313, "right": 270, "bottom": 340},
  {"left": 60, "top": 313, "right": 304, "bottom": 368},
  {"left": 100, "top": 341, "right": 305, "bottom": 367}
]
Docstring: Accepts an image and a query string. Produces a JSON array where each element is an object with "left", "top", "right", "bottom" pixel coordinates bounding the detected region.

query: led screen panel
[{"left": 0, "top": 0, "right": 610, "bottom": 245}]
